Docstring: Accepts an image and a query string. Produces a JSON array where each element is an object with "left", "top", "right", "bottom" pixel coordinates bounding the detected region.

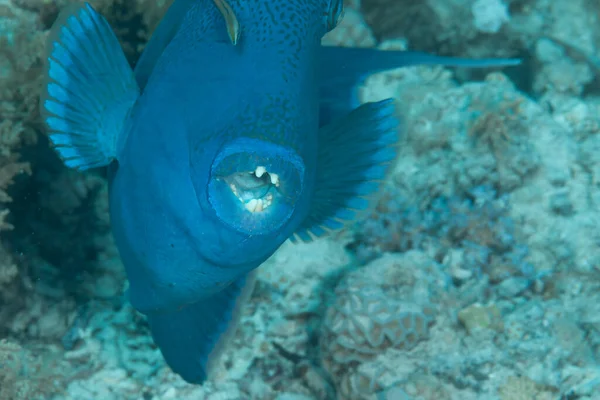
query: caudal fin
[
  {"left": 319, "top": 46, "right": 521, "bottom": 125},
  {"left": 146, "top": 271, "right": 257, "bottom": 384},
  {"left": 41, "top": 2, "right": 139, "bottom": 170}
]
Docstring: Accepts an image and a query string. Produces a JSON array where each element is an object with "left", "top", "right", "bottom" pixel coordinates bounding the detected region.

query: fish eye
[{"left": 324, "top": 0, "right": 345, "bottom": 31}]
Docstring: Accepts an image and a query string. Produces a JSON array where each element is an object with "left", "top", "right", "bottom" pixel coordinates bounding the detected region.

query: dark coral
[{"left": 350, "top": 184, "right": 535, "bottom": 286}]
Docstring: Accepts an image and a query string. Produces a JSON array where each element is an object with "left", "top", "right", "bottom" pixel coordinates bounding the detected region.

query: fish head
[
  {"left": 112, "top": 133, "right": 307, "bottom": 313},
  {"left": 183, "top": 82, "right": 316, "bottom": 268}
]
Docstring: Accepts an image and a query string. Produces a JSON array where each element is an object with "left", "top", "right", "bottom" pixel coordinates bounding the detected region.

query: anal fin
[{"left": 146, "top": 271, "right": 257, "bottom": 384}]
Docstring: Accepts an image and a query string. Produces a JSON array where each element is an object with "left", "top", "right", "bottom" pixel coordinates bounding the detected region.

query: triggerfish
[{"left": 41, "top": 0, "right": 519, "bottom": 384}]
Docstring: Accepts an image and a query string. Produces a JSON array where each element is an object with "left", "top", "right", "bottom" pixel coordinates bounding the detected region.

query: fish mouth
[
  {"left": 224, "top": 165, "right": 281, "bottom": 213},
  {"left": 206, "top": 137, "right": 305, "bottom": 236}
]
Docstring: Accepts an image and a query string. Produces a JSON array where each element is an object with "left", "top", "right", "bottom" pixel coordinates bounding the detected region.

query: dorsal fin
[
  {"left": 134, "top": 0, "right": 195, "bottom": 90},
  {"left": 134, "top": 0, "right": 242, "bottom": 89}
]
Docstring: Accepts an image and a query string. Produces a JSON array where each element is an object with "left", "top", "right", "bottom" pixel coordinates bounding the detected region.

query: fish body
[
  {"left": 41, "top": 0, "right": 519, "bottom": 384},
  {"left": 110, "top": 0, "right": 329, "bottom": 313}
]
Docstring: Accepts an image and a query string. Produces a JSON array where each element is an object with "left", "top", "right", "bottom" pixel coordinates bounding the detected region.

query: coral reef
[
  {"left": 319, "top": 252, "right": 441, "bottom": 399},
  {"left": 0, "top": 0, "right": 599, "bottom": 399},
  {"left": 0, "top": 0, "right": 37, "bottom": 303},
  {"left": 0, "top": 339, "right": 69, "bottom": 400}
]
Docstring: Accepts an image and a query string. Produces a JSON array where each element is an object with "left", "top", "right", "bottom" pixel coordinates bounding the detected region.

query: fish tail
[
  {"left": 319, "top": 46, "right": 520, "bottom": 125},
  {"left": 40, "top": 2, "right": 139, "bottom": 170}
]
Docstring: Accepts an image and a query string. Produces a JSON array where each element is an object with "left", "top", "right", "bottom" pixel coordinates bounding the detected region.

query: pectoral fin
[{"left": 294, "top": 99, "right": 400, "bottom": 242}]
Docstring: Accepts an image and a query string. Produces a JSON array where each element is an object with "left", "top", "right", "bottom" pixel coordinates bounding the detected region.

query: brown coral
[
  {"left": 320, "top": 276, "right": 436, "bottom": 400},
  {"left": 320, "top": 279, "right": 435, "bottom": 374},
  {"left": 0, "top": 339, "right": 72, "bottom": 400},
  {"left": 0, "top": 0, "right": 172, "bottom": 297},
  {"left": 0, "top": 2, "right": 41, "bottom": 297}
]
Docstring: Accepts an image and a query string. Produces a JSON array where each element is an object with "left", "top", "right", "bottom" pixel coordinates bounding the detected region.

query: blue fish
[{"left": 40, "top": 0, "right": 519, "bottom": 384}]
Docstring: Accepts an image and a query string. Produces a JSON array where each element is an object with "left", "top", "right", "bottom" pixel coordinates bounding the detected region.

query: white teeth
[
  {"left": 252, "top": 166, "right": 280, "bottom": 187},
  {"left": 243, "top": 193, "right": 273, "bottom": 213},
  {"left": 270, "top": 173, "right": 280, "bottom": 187},
  {"left": 255, "top": 166, "right": 267, "bottom": 178},
  {"left": 245, "top": 199, "right": 259, "bottom": 212},
  {"left": 231, "top": 166, "right": 280, "bottom": 213},
  {"left": 255, "top": 201, "right": 264, "bottom": 212}
]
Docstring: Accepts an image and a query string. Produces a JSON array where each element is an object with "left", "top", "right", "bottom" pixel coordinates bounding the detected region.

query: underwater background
[{"left": 1, "top": 0, "right": 600, "bottom": 399}]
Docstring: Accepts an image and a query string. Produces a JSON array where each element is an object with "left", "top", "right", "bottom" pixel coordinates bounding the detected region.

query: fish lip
[{"left": 205, "top": 137, "right": 305, "bottom": 235}]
